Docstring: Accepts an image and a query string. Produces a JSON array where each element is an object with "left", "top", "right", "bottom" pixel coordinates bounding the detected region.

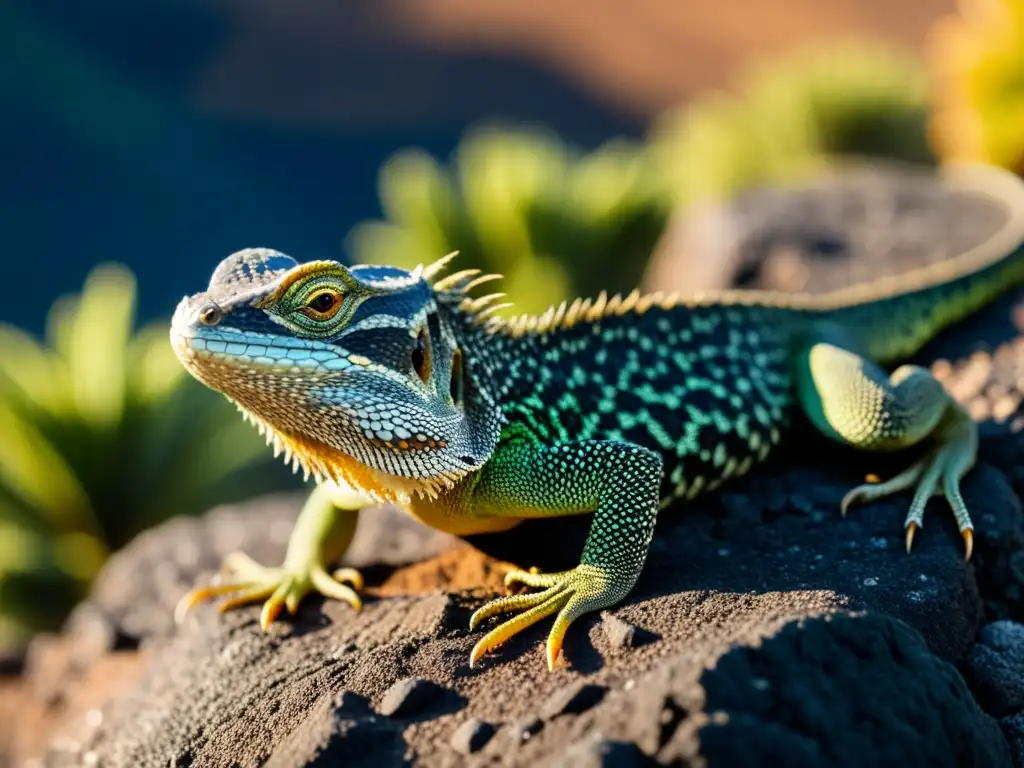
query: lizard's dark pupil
[
  {"left": 450, "top": 348, "right": 464, "bottom": 406},
  {"left": 412, "top": 326, "right": 432, "bottom": 384},
  {"left": 310, "top": 293, "right": 336, "bottom": 313}
]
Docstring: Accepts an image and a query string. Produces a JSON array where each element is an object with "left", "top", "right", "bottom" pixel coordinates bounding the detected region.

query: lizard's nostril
[{"left": 199, "top": 303, "right": 223, "bottom": 326}]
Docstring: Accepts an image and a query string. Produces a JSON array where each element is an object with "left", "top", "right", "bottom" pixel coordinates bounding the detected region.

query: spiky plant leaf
[
  {"left": 0, "top": 264, "right": 300, "bottom": 642},
  {"left": 348, "top": 126, "right": 665, "bottom": 310}
]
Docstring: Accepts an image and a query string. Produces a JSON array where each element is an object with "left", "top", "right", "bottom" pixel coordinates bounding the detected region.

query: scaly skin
[{"left": 171, "top": 164, "right": 1024, "bottom": 670}]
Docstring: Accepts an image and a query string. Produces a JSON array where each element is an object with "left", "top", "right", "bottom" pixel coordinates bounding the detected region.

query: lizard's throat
[{"left": 237, "top": 407, "right": 465, "bottom": 504}]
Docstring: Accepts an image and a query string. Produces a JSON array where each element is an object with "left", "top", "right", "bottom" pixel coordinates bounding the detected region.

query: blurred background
[{"left": 0, "top": 0, "right": 1019, "bottom": 652}]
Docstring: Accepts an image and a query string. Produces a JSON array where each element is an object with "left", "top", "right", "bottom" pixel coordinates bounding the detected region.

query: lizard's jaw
[
  {"left": 170, "top": 305, "right": 478, "bottom": 502},
  {"left": 234, "top": 407, "right": 463, "bottom": 504}
]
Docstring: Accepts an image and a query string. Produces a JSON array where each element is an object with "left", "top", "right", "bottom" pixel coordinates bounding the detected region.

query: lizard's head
[{"left": 170, "top": 248, "right": 502, "bottom": 502}]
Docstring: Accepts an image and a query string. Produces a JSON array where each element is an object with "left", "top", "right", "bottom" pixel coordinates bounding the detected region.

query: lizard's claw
[
  {"left": 174, "top": 550, "right": 363, "bottom": 629},
  {"left": 469, "top": 564, "right": 617, "bottom": 671},
  {"left": 840, "top": 406, "right": 976, "bottom": 561}
]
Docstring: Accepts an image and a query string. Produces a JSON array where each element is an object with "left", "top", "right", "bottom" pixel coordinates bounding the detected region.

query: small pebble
[
  {"left": 601, "top": 612, "right": 638, "bottom": 649},
  {"left": 510, "top": 715, "right": 543, "bottom": 742},
  {"left": 541, "top": 681, "right": 607, "bottom": 718},
  {"left": 450, "top": 717, "right": 495, "bottom": 755},
  {"left": 378, "top": 677, "right": 444, "bottom": 718}
]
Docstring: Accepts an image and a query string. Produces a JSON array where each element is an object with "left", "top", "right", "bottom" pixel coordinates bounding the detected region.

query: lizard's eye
[
  {"left": 299, "top": 289, "right": 343, "bottom": 320},
  {"left": 450, "top": 348, "right": 464, "bottom": 406},
  {"left": 411, "top": 325, "right": 432, "bottom": 384},
  {"left": 198, "top": 303, "right": 223, "bottom": 326}
]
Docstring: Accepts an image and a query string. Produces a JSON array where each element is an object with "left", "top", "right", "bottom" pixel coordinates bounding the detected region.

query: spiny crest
[
  {"left": 416, "top": 249, "right": 809, "bottom": 338},
  {"left": 420, "top": 250, "right": 460, "bottom": 282},
  {"left": 490, "top": 289, "right": 688, "bottom": 337},
  {"left": 418, "top": 250, "right": 687, "bottom": 335},
  {"left": 419, "top": 251, "right": 512, "bottom": 322}
]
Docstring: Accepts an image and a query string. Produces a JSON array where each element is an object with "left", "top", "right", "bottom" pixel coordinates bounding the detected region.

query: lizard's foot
[
  {"left": 174, "top": 550, "right": 363, "bottom": 630},
  {"left": 840, "top": 405, "right": 976, "bottom": 561},
  {"left": 468, "top": 564, "right": 621, "bottom": 671}
]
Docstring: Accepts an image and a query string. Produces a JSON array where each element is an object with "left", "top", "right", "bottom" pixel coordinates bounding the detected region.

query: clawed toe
[
  {"left": 469, "top": 587, "right": 571, "bottom": 669},
  {"left": 841, "top": 434, "right": 975, "bottom": 561},
  {"left": 503, "top": 566, "right": 565, "bottom": 590},
  {"left": 469, "top": 564, "right": 619, "bottom": 671},
  {"left": 175, "top": 552, "right": 364, "bottom": 628},
  {"left": 217, "top": 584, "right": 277, "bottom": 614},
  {"left": 174, "top": 581, "right": 256, "bottom": 624}
]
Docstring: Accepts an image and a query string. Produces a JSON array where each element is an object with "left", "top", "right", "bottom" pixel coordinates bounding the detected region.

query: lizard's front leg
[
  {"left": 175, "top": 482, "right": 368, "bottom": 628},
  {"left": 467, "top": 440, "right": 662, "bottom": 670}
]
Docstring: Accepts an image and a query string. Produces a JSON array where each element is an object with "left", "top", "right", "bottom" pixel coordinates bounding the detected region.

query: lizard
[{"left": 170, "top": 163, "right": 1024, "bottom": 671}]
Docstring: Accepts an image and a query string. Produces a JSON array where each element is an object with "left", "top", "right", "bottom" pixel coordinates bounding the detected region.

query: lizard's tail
[{"left": 812, "top": 163, "right": 1024, "bottom": 363}]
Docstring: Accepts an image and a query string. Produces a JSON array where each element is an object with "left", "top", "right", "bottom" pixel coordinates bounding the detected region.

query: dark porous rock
[
  {"left": 22, "top": 165, "right": 1024, "bottom": 766},
  {"left": 62, "top": 603, "right": 119, "bottom": 664},
  {"left": 688, "top": 614, "right": 1010, "bottom": 767},
  {"left": 37, "top": 371, "right": 1020, "bottom": 766},
  {"left": 966, "top": 622, "right": 1024, "bottom": 716},
  {"left": 379, "top": 677, "right": 451, "bottom": 718},
  {"left": 645, "top": 163, "right": 1011, "bottom": 299},
  {"left": 76, "top": 495, "right": 303, "bottom": 650},
  {"left": 50, "top": 574, "right": 1010, "bottom": 767},
  {"left": 449, "top": 717, "right": 495, "bottom": 755},
  {"left": 541, "top": 682, "right": 607, "bottom": 719}
]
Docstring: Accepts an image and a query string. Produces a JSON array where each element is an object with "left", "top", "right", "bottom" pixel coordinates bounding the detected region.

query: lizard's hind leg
[{"left": 795, "top": 341, "right": 976, "bottom": 558}]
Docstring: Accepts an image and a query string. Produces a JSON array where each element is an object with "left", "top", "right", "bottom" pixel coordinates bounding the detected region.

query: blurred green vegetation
[
  {"left": 650, "top": 42, "right": 933, "bottom": 206},
  {"left": 928, "top": 0, "right": 1024, "bottom": 171},
  {"left": 348, "top": 128, "right": 669, "bottom": 313},
  {"left": 348, "top": 43, "right": 932, "bottom": 309},
  {"left": 0, "top": 265, "right": 299, "bottom": 646}
]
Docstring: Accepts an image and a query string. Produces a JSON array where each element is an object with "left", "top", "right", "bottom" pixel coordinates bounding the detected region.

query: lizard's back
[
  {"left": 167, "top": 163, "right": 1024, "bottom": 671},
  {"left": 478, "top": 163, "right": 1024, "bottom": 506},
  {"left": 490, "top": 302, "right": 802, "bottom": 504}
]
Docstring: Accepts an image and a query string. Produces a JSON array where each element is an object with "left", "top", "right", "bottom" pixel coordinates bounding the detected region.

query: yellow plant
[{"left": 929, "top": 0, "right": 1024, "bottom": 170}]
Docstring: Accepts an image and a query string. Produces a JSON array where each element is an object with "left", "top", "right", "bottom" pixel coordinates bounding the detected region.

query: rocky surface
[
  {"left": 644, "top": 163, "right": 1013, "bottom": 298},
  {"left": 5, "top": 166, "right": 1024, "bottom": 766}
]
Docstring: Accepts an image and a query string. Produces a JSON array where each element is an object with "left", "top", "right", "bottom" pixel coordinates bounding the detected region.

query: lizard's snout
[{"left": 169, "top": 296, "right": 208, "bottom": 359}]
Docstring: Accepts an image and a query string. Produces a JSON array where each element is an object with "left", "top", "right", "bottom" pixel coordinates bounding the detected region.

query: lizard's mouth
[
  {"left": 169, "top": 300, "right": 480, "bottom": 501},
  {"left": 171, "top": 330, "right": 472, "bottom": 502}
]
